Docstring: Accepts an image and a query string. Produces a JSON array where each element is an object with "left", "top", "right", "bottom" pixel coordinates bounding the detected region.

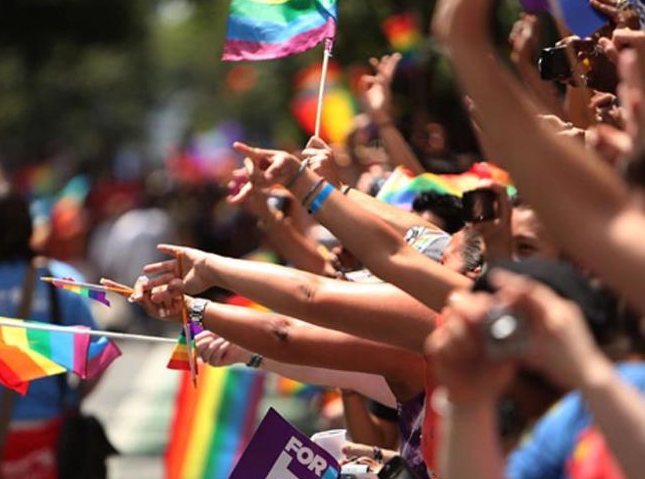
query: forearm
[
  {"left": 201, "top": 301, "right": 423, "bottom": 380},
  {"left": 204, "top": 254, "right": 436, "bottom": 352},
  {"left": 346, "top": 188, "right": 442, "bottom": 236},
  {"left": 442, "top": 400, "right": 506, "bottom": 479},
  {"left": 261, "top": 359, "right": 397, "bottom": 407},
  {"left": 376, "top": 121, "right": 425, "bottom": 175},
  {"left": 289, "top": 169, "right": 471, "bottom": 309},
  {"left": 580, "top": 359, "right": 645, "bottom": 479}
]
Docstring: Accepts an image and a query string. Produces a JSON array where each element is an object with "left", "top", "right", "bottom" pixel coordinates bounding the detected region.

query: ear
[{"left": 465, "top": 265, "right": 483, "bottom": 280}]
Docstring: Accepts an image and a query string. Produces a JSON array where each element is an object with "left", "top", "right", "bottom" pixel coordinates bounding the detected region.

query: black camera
[
  {"left": 539, "top": 46, "right": 572, "bottom": 82},
  {"left": 481, "top": 307, "right": 530, "bottom": 359},
  {"left": 462, "top": 188, "right": 498, "bottom": 223},
  {"left": 377, "top": 457, "right": 422, "bottom": 479}
]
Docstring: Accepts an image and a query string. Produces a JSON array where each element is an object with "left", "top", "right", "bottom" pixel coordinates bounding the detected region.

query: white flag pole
[
  {"left": 0, "top": 318, "right": 177, "bottom": 344},
  {"left": 314, "top": 37, "right": 334, "bottom": 138}
]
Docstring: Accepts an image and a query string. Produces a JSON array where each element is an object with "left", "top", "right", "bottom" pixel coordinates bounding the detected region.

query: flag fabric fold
[
  {"left": 223, "top": 0, "right": 338, "bottom": 61},
  {"left": 0, "top": 318, "right": 121, "bottom": 394}
]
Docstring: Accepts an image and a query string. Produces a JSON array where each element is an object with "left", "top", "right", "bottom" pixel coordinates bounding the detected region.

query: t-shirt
[
  {"left": 506, "top": 362, "right": 645, "bottom": 479},
  {"left": 0, "top": 259, "right": 97, "bottom": 421},
  {"left": 398, "top": 392, "right": 435, "bottom": 479}
]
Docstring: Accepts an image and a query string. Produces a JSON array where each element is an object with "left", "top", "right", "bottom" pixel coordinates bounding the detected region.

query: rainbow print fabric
[
  {"left": 377, "top": 164, "right": 517, "bottom": 211},
  {"left": 222, "top": 0, "right": 338, "bottom": 61},
  {"left": 167, "top": 322, "right": 204, "bottom": 371},
  {"left": 51, "top": 278, "right": 110, "bottom": 307},
  {"left": 0, "top": 318, "right": 121, "bottom": 394}
]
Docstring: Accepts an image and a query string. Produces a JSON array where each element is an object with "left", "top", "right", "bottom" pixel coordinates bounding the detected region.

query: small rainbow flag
[
  {"left": 0, "top": 318, "right": 121, "bottom": 394},
  {"left": 376, "top": 164, "right": 517, "bottom": 211},
  {"left": 165, "top": 367, "right": 266, "bottom": 479},
  {"left": 48, "top": 277, "right": 111, "bottom": 307},
  {"left": 222, "top": 0, "right": 338, "bottom": 61},
  {"left": 382, "top": 12, "right": 423, "bottom": 60},
  {"left": 167, "top": 322, "right": 204, "bottom": 371}
]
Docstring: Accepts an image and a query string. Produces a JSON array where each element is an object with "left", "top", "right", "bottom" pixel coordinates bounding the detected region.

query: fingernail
[{"left": 127, "top": 296, "right": 135, "bottom": 304}]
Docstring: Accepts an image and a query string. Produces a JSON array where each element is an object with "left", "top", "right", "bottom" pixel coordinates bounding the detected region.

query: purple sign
[
  {"left": 519, "top": 0, "right": 610, "bottom": 38},
  {"left": 229, "top": 408, "right": 340, "bottom": 479}
]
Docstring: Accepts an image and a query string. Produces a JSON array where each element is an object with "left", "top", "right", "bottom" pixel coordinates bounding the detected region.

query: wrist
[{"left": 578, "top": 353, "right": 614, "bottom": 393}]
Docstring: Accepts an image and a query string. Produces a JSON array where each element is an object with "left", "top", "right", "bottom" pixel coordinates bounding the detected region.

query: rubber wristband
[
  {"left": 301, "top": 178, "right": 325, "bottom": 208},
  {"left": 308, "top": 183, "right": 334, "bottom": 214}
]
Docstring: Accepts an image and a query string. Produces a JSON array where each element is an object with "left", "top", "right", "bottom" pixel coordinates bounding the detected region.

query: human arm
[
  {"left": 194, "top": 331, "right": 397, "bottom": 407},
  {"left": 432, "top": 0, "right": 645, "bottom": 313},
  {"left": 233, "top": 143, "right": 472, "bottom": 311},
  {"left": 359, "top": 53, "right": 425, "bottom": 175},
  {"left": 145, "top": 245, "right": 436, "bottom": 352}
]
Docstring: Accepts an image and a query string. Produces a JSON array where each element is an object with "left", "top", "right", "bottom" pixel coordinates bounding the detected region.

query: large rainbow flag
[
  {"left": 165, "top": 367, "right": 266, "bottom": 479},
  {"left": 0, "top": 318, "right": 121, "bottom": 394},
  {"left": 376, "top": 164, "right": 517, "bottom": 211},
  {"left": 222, "top": 0, "right": 338, "bottom": 61}
]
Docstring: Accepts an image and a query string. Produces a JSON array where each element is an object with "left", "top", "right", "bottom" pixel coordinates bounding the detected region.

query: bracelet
[
  {"left": 372, "top": 446, "right": 384, "bottom": 463},
  {"left": 308, "top": 183, "right": 334, "bottom": 214},
  {"left": 301, "top": 178, "right": 325, "bottom": 208},
  {"left": 340, "top": 184, "right": 352, "bottom": 195},
  {"left": 246, "top": 353, "right": 264, "bottom": 368},
  {"left": 286, "top": 159, "right": 309, "bottom": 189}
]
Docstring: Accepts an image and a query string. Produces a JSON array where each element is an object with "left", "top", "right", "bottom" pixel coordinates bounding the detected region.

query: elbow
[
  {"left": 269, "top": 316, "right": 293, "bottom": 344},
  {"left": 295, "top": 276, "right": 319, "bottom": 313}
]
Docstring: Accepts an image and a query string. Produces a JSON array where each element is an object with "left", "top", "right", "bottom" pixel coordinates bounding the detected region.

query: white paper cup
[{"left": 310, "top": 429, "right": 347, "bottom": 462}]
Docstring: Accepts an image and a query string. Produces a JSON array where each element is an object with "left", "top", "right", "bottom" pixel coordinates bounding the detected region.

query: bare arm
[
  {"left": 432, "top": 0, "right": 645, "bottom": 312},
  {"left": 342, "top": 391, "right": 399, "bottom": 449}
]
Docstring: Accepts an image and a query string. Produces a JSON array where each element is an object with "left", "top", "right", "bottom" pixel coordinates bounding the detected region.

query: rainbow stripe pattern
[
  {"left": 0, "top": 318, "right": 121, "bottom": 394},
  {"left": 167, "top": 322, "right": 204, "bottom": 371},
  {"left": 222, "top": 0, "right": 338, "bottom": 61},
  {"left": 165, "top": 367, "right": 266, "bottom": 479},
  {"left": 381, "top": 12, "right": 422, "bottom": 60},
  {"left": 52, "top": 278, "right": 110, "bottom": 307},
  {"left": 376, "top": 164, "right": 517, "bottom": 211}
]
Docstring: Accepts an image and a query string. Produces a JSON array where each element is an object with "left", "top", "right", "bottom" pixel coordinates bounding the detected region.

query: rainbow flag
[
  {"left": 376, "top": 164, "right": 517, "bottom": 211},
  {"left": 0, "top": 318, "right": 121, "bottom": 394},
  {"left": 165, "top": 367, "right": 266, "bottom": 479},
  {"left": 222, "top": 0, "right": 338, "bottom": 61},
  {"left": 292, "top": 61, "right": 357, "bottom": 144},
  {"left": 382, "top": 12, "right": 422, "bottom": 60},
  {"left": 167, "top": 322, "right": 204, "bottom": 371},
  {"left": 51, "top": 278, "right": 111, "bottom": 307}
]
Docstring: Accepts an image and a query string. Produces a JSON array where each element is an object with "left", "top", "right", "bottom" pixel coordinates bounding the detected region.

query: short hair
[
  {"left": 0, "top": 183, "right": 34, "bottom": 261},
  {"left": 412, "top": 191, "right": 465, "bottom": 234},
  {"left": 460, "top": 228, "right": 485, "bottom": 274}
]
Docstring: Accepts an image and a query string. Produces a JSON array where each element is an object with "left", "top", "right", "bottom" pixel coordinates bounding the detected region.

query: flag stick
[
  {"left": 177, "top": 253, "right": 198, "bottom": 386},
  {"left": 0, "top": 318, "right": 177, "bottom": 344},
  {"left": 41, "top": 277, "right": 133, "bottom": 295},
  {"left": 314, "top": 38, "right": 334, "bottom": 138}
]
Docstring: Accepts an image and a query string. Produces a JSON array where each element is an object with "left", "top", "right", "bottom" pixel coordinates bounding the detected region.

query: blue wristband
[{"left": 308, "top": 183, "right": 334, "bottom": 214}]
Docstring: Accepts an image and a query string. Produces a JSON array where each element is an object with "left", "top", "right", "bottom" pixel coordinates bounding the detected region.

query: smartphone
[
  {"left": 539, "top": 46, "right": 572, "bottom": 81},
  {"left": 377, "top": 457, "right": 422, "bottom": 479},
  {"left": 462, "top": 188, "right": 498, "bottom": 223}
]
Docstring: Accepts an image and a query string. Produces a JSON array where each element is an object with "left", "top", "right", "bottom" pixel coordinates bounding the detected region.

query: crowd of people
[{"left": 3, "top": 0, "right": 645, "bottom": 478}]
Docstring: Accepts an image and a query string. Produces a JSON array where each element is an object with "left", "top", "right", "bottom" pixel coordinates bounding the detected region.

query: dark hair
[
  {"left": 0, "top": 183, "right": 34, "bottom": 261},
  {"left": 412, "top": 191, "right": 465, "bottom": 234},
  {"left": 460, "top": 229, "right": 485, "bottom": 274}
]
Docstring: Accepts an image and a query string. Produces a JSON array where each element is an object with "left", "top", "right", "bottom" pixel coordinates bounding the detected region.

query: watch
[{"left": 189, "top": 298, "right": 208, "bottom": 325}]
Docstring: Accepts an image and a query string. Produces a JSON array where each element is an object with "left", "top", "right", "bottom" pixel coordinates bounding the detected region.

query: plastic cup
[{"left": 310, "top": 429, "right": 347, "bottom": 462}]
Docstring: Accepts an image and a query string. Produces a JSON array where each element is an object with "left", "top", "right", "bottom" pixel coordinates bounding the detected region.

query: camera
[
  {"left": 481, "top": 307, "right": 530, "bottom": 359},
  {"left": 377, "top": 456, "right": 422, "bottom": 479},
  {"left": 539, "top": 46, "right": 572, "bottom": 82},
  {"left": 462, "top": 188, "right": 498, "bottom": 223}
]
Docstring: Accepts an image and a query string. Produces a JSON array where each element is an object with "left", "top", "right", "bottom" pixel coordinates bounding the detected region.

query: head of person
[
  {"left": 441, "top": 227, "right": 484, "bottom": 279},
  {"left": 0, "top": 183, "right": 34, "bottom": 262},
  {"left": 412, "top": 192, "right": 465, "bottom": 234},
  {"left": 510, "top": 196, "right": 561, "bottom": 261}
]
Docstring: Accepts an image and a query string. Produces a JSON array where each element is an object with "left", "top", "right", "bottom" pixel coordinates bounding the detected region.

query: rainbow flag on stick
[
  {"left": 0, "top": 318, "right": 121, "bottom": 394},
  {"left": 382, "top": 11, "right": 423, "bottom": 62},
  {"left": 165, "top": 367, "right": 266, "bottom": 479},
  {"left": 167, "top": 322, "right": 204, "bottom": 371},
  {"left": 377, "top": 164, "right": 517, "bottom": 211},
  {"left": 222, "top": 0, "right": 338, "bottom": 61},
  {"left": 42, "top": 277, "right": 133, "bottom": 307}
]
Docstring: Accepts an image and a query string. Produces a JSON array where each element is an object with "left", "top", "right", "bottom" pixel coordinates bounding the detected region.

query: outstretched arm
[
  {"left": 145, "top": 246, "right": 436, "bottom": 353},
  {"left": 432, "top": 0, "right": 645, "bottom": 312}
]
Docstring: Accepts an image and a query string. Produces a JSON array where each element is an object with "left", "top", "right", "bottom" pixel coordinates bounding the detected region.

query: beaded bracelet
[
  {"left": 308, "top": 182, "right": 334, "bottom": 214},
  {"left": 246, "top": 353, "right": 264, "bottom": 368}
]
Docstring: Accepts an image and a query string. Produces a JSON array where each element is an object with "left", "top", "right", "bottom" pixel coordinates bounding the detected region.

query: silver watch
[{"left": 189, "top": 298, "right": 208, "bottom": 324}]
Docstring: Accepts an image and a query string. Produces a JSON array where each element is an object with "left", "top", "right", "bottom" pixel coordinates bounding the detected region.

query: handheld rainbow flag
[
  {"left": 0, "top": 317, "right": 121, "bottom": 394},
  {"left": 381, "top": 12, "right": 422, "bottom": 63},
  {"left": 165, "top": 367, "right": 266, "bottom": 479},
  {"left": 167, "top": 322, "right": 204, "bottom": 371},
  {"left": 222, "top": 0, "right": 338, "bottom": 61},
  {"left": 42, "top": 277, "right": 133, "bottom": 307},
  {"left": 376, "top": 164, "right": 517, "bottom": 211}
]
